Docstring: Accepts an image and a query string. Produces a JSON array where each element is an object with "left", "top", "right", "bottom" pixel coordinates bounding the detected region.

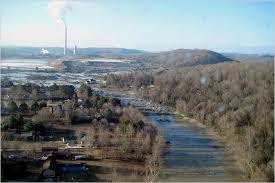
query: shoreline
[{"left": 101, "top": 86, "right": 246, "bottom": 181}]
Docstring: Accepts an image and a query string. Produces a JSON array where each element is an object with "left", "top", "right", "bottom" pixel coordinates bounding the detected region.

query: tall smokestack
[
  {"left": 73, "top": 45, "right": 77, "bottom": 55},
  {"left": 48, "top": 0, "right": 72, "bottom": 57},
  {"left": 64, "top": 26, "right": 67, "bottom": 56}
]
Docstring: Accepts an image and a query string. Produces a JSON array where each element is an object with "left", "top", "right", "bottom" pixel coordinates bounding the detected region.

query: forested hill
[
  {"left": 130, "top": 49, "right": 234, "bottom": 68},
  {"left": 106, "top": 62, "right": 274, "bottom": 181}
]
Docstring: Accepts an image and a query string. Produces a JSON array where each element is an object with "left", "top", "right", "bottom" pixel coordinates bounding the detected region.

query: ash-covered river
[{"left": 99, "top": 90, "right": 245, "bottom": 181}]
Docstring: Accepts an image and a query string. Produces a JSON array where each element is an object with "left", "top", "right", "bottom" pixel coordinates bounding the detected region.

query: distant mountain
[
  {"left": 72, "top": 47, "right": 146, "bottom": 57},
  {"left": 1, "top": 46, "right": 147, "bottom": 59},
  {"left": 222, "top": 53, "right": 274, "bottom": 63},
  {"left": 131, "top": 49, "right": 234, "bottom": 68}
]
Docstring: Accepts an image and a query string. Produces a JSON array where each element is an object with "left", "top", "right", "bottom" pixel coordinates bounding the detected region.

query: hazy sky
[{"left": 1, "top": 0, "right": 274, "bottom": 53}]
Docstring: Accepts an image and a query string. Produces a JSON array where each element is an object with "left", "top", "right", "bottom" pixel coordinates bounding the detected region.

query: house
[
  {"left": 62, "top": 136, "right": 77, "bottom": 144},
  {"left": 65, "top": 142, "right": 84, "bottom": 149},
  {"left": 20, "top": 131, "right": 35, "bottom": 140},
  {"left": 85, "top": 79, "right": 96, "bottom": 84},
  {"left": 74, "top": 155, "right": 88, "bottom": 160},
  {"left": 102, "top": 80, "right": 107, "bottom": 85},
  {"left": 46, "top": 101, "right": 64, "bottom": 117},
  {"left": 7, "top": 130, "right": 40, "bottom": 141}
]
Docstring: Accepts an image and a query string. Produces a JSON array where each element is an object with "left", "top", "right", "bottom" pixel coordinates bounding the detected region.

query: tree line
[
  {"left": 6, "top": 83, "right": 75, "bottom": 100},
  {"left": 106, "top": 62, "right": 274, "bottom": 181}
]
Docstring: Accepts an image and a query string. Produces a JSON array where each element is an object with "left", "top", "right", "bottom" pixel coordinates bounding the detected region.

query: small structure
[
  {"left": 102, "top": 80, "right": 107, "bottom": 85},
  {"left": 4, "top": 130, "right": 40, "bottom": 141},
  {"left": 65, "top": 142, "right": 84, "bottom": 149},
  {"left": 85, "top": 79, "right": 96, "bottom": 84},
  {"left": 46, "top": 101, "right": 64, "bottom": 117},
  {"left": 62, "top": 135, "right": 85, "bottom": 149},
  {"left": 47, "top": 101, "right": 63, "bottom": 107},
  {"left": 74, "top": 155, "right": 88, "bottom": 160},
  {"left": 20, "top": 131, "right": 34, "bottom": 140},
  {"left": 62, "top": 136, "right": 77, "bottom": 144}
]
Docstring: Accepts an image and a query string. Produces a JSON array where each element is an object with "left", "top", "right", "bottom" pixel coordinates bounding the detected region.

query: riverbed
[{"left": 99, "top": 90, "right": 245, "bottom": 181}]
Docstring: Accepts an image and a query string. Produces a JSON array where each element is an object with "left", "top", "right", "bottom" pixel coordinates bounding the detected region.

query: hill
[
  {"left": 131, "top": 49, "right": 234, "bottom": 68},
  {"left": 222, "top": 53, "right": 274, "bottom": 63},
  {"left": 1, "top": 47, "right": 235, "bottom": 69}
]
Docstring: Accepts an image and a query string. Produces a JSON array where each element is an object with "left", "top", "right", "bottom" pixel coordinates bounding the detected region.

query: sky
[{"left": 1, "top": 0, "right": 274, "bottom": 53}]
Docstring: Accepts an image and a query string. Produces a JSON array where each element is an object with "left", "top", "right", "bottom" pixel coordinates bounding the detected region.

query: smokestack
[
  {"left": 73, "top": 45, "right": 77, "bottom": 55},
  {"left": 64, "top": 26, "right": 67, "bottom": 56},
  {"left": 48, "top": 0, "right": 72, "bottom": 57}
]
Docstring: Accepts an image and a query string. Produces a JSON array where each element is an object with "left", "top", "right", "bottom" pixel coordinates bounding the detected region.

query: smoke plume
[
  {"left": 41, "top": 48, "right": 50, "bottom": 55},
  {"left": 48, "top": 0, "right": 73, "bottom": 27}
]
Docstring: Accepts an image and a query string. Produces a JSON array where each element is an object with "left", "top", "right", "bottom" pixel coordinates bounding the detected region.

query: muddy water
[
  {"left": 146, "top": 112, "right": 244, "bottom": 181},
  {"left": 100, "top": 90, "right": 245, "bottom": 182}
]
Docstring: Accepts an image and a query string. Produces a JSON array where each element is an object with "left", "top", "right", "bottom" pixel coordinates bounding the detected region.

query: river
[{"left": 99, "top": 89, "right": 245, "bottom": 181}]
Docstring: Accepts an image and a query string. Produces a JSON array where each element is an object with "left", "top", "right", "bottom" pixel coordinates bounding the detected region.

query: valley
[{"left": 1, "top": 47, "right": 273, "bottom": 182}]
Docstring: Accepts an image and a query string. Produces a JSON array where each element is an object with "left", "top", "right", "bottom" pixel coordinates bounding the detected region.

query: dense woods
[
  {"left": 106, "top": 72, "right": 154, "bottom": 88},
  {"left": 106, "top": 62, "right": 274, "bottom": 181},
  {"left": 5, "top": 83, "right": 75, "bottom": 100}
]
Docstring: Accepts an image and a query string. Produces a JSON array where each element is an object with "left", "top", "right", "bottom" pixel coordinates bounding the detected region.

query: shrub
[
  {"left": 7, "top": 100, "right": 18, "bottom": 113},
  {"left": 83, "top": 99, "right": 92, "bottom": 109},
  {"left": 33, "top": 122, "right": 45, "bottom": 132},
  {"left": 23, "top": 121, "right": 33, "bottom": 131},
  {"left": 32, "top": 108, "right": 55, "bottom": 122},
  {"left": 31, "top": 101, "right": 39, "bottom": 113},
  {"left": 39, "top": 102, "right": 47, "bottom": 109},
  {"left": 1, "top": 114, "right": 24, "bottom": 130},
  {"left": 78, "top": 84, "right": 92, "bottom": 99},
  {"left": 18, "top": 102, "right": 29, "bottom": 113}
]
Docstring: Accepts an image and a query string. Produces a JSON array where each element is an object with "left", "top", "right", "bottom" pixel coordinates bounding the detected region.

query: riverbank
[{"left": 97, "top": 87, "right": 246, "bottom": 181}]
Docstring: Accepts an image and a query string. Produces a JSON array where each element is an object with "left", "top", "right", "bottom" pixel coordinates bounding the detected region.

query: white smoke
[
  {"left": 41, "top": 48, "right": 50, "bottom": 55},
  {"left": 48, "top": 0, "right": 73, "bottom": 27}
]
